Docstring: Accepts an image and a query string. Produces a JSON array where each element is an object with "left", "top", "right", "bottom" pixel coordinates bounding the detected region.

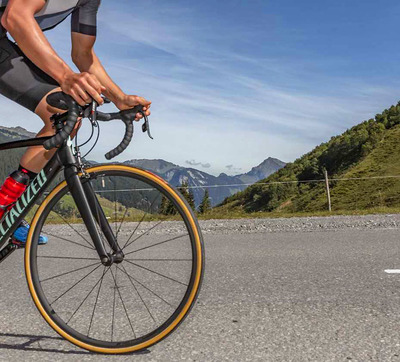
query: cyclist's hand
[
  {"left": 116, "top": 95, "right": 151, "bottom": 121},
  {"left": 60, "top": 72, "right": 106, "bottom": 107}
]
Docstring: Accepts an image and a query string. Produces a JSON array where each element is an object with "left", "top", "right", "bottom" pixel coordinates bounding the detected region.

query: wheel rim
[{"left": 25, "top": 166, "right": 204, "bottom": 352}]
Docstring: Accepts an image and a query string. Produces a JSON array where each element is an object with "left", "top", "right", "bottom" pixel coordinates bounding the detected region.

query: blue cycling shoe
[{"left": 12, "top": 220, "right": 48, "bottom": 246}]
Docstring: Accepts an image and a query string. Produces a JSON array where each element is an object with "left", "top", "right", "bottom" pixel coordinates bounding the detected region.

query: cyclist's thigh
[{"left": 0, "top": 36, "right": 59, "bottom": 113}]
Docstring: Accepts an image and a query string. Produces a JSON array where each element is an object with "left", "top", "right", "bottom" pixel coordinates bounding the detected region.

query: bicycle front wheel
[{"left": 24, "top": 164, "right": 204, "bottom": 354}]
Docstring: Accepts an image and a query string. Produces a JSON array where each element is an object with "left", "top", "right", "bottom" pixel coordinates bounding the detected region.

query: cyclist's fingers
[
  {"left": 89, "top": 73, "right": 105, "bottom": 92},
  {"left": 83, "top": 82, "right": 104, "bottom": 105},
  {"left": 136, "top": 96, "right": 152, "bottom": 107},
  {"left": 69, "top": 89, "right": 86, "bottom": 106},
  {"left": 76, "top": 86, "right": 92, "bottom": 104},
  {"left": 134, "top": 109, "right": 151, "bottom": 120},
  {"left": 86, "top": 76, "right": 105, "bottom": 96}
]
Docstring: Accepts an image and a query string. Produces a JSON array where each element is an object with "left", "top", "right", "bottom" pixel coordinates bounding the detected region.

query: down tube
[{"left": 0, "top": 156, "right": 63, "bottom": 245}]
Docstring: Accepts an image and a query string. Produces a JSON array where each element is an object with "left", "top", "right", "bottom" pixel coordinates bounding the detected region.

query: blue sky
[{"left": 2, "top": 0, "right": 400, "bottom": 175}]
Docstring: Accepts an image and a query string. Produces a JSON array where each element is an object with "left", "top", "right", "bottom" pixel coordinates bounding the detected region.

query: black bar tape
[
  {"left": 43, "top": 92, "right": 80, "bottom": 150},
  {"left": 103, "top": 105, "right": 144, "bottom": 160},
  {"left": 105, "top": 121, "right": 134, "bottom": 160}
]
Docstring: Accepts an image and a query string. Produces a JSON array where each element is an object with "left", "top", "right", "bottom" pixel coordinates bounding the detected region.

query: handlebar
[
  {"left": 44, "top": 91, "right": 152, "bottom": 160},
  {"left": 96, "top": 107, "right": 143, "bottom": 160},
  {"left": 44, "top": 93, "right": 81, "bottom": 150}
]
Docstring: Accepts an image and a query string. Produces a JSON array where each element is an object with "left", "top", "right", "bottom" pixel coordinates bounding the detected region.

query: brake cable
[{"left": 82, "top": 120, "right": 101, "bottom": 159}]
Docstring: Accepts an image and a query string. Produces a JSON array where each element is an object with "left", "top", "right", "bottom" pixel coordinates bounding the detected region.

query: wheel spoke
[
  {"left": 110, "top": 267, "right": 136, "bottom": 339},
  {"left": 50, "top": 264, "right": 102, "bottom": 306},
  {"left": 42, "top": 232, "right": 95, "bottom": 251},
  {"left": 125, "top": 258, "right": 192, "bottom": 262},
  {"left": 116, "top": 207, "right": 129, "bottom": 241},
  {"left": 51, "top": 209, "right": 93, "bottom": 249},
  {"left": 119, "top": 264, "right": 157, "bottom": 324},
  {"left": 125, "top": 260, "right": 188, "bottom": 286},
  {"left": 121, "top": 193, "right": 161, "bottom": 250},
  {"left": 123, "top": 221, "right": 163, "bottom": 251},
  {"left": 66, "top": 266, "right": 111, "bottom": 325},
  {"left": 111, "top": 265, "right": 117, "bottom": 342},
  {"left": 40, "top": 261, "right": 100, "bottom": 283},
  {"left": 117, "top": 264, "right": 174, "bottom": 308},
  {"left": 125, "top": 233, "right": 189, "bottom": 256},
  {"left": 88, "top": 266, "right": 108, "bottom": 337},
  {"left": 38, "top": 256, "right": 99, "bottom": 261}
]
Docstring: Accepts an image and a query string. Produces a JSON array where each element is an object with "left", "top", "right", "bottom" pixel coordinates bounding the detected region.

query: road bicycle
[{"left": 0, "top": 92, "right": 204, "bottom": 354}]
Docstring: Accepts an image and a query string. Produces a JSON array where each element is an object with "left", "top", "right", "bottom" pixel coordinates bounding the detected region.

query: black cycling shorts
[{"left": 0, "top": 36, "right": 59, "bottom": 113}]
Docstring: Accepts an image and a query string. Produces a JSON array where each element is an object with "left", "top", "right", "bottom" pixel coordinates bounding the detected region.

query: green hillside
[{"left": 219, "top": 102, "right": 400, "bottom": 214}]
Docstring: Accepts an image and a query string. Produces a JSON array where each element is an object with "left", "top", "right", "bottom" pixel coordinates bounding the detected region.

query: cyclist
[{"left": 0, "top": 0, "right": 151, "bottom": 245}]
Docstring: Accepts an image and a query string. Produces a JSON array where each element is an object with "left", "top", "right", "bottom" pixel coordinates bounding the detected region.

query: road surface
[{"left": 0, "top": 216, "right": 400, "bottom": 361}]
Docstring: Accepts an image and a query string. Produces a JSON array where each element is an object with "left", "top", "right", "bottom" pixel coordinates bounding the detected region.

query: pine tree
[
  {"left": 179, "top": 180, "right": 196, "bottom": 210},
  {"left": 187, "top": 188, "right": 196, "bottom": 210},
  {"left": 199, "top": 189, "right": 211, "bottom": 214},
  {"left": 160, "top": 195, "right": 168, "bottom": 215},
  {"left": 165, "top": 200, "right": 177, "bottom": 215},
  {"left": 178, "top": 180, "right": 189, "bottom": 199}
]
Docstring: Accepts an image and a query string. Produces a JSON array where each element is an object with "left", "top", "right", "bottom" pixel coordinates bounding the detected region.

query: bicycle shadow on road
[{"left": 0, "top": 332, "right": 150, "bottom": 356}]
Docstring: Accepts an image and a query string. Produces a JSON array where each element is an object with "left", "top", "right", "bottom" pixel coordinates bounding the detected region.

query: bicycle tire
[{"left": 24, "top": 164, "right": 205, "bottom": 354}]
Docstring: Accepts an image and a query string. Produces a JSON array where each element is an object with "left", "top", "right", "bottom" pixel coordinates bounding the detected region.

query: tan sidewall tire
[{"left": 24, "top": 165, "right": 204, "bottom": 354}]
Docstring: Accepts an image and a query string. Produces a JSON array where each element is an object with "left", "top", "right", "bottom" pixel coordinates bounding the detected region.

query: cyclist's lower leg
[
  {"left": 3, "top": 88, "right": 75, "bottom": 244},
  {"left": 19, "top": 87, "right": 63, "bottom": 173}
]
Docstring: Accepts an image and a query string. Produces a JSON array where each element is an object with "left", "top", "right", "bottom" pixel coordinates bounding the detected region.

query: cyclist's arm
[
  {"left": 72, "top": 33, "right": 124, "bottom": 106},
  {"left": 1, "top": 0, "right": 104, "bottom": 105},
  {"left": 72, "top": 32, "right": 151, "bottom": 114},
  {"left": 1, "top": 0, "right": 72, "bottom": 85}
]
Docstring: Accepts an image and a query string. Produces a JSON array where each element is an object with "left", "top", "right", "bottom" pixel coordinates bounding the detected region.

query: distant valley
[
  {"left": 0, "top": 126, "right": 286, "bottom": 207},
  {"left": 124, "top": 158, "right": 286, "bottom": 206}
]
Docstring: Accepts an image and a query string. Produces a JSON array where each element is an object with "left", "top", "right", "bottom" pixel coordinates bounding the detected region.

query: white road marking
[{"left": 385, "top": 269, "right": 400, "bottom": 274}]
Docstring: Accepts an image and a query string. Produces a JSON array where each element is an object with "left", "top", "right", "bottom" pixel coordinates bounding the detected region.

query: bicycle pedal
[{"left": 10, "top": 239, "right": 25, "bottom": 249}]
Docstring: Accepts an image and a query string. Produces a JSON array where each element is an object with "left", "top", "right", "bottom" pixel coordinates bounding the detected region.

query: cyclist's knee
[
  {"left": 36, "top": 88, "right": 82, "bottom": 139},
  {"left": 35, "top": 87, "right": 63, "bottom": 122}
]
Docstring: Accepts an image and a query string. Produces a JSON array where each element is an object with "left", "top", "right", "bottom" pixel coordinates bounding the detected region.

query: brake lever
[
  {"left": 141, "top": 113, "right": 153, "bottom": 139},
  {"left": 90, "top": 100, "right": 98, "bottom": 124}
]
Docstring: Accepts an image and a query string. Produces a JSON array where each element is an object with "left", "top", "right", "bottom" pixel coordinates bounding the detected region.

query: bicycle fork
[
  {"left": 61, "top": 145, "right": 123, "bottom": 266},
  {"left": 82, "top": 179, "right": 124, "bottom": 263}
]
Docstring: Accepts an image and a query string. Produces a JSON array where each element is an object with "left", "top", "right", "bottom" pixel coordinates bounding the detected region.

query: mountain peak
[
  {"left": 124, "top": 159, "right": 181, "bottom": 174},
  {"left": 236, "top": 157, "right": 286, "bottom": 184}
]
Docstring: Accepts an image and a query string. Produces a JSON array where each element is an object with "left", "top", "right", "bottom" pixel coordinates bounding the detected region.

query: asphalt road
[{"left": 1, "top": 223, "right": 400, "bottom": 361}]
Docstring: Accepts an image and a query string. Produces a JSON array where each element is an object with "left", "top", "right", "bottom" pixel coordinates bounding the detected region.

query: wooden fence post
[{"left": 324, "top": 169, "right": 332, "bottom": 212}]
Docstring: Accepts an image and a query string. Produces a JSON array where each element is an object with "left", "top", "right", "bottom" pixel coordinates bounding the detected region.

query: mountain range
[
  {"left": 124, "top": 157, "right": 286, "bottom": 206},
  {"left": 0, "top": 126, "right": 286, "bottom": 207},
  {"left": 124, "top": 157, "right": 285, "bottom": 206}
]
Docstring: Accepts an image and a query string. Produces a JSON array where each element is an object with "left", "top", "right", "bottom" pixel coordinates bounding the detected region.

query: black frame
[{"left": 0, "top": 134, "right": 120, "bottom": 264}]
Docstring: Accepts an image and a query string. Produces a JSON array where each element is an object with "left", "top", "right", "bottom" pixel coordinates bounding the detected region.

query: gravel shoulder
[
  {"left": 199, "top": 213, "right": 400, "bottom": 234},
  {"left": 44, "top": 213, "right": 400, "bottom": 237}
]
